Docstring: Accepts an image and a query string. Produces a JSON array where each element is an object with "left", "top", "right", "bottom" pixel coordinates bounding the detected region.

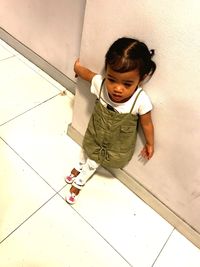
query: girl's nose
[{"left": 114, "top": 84, "right": 123, "bottom": 93}]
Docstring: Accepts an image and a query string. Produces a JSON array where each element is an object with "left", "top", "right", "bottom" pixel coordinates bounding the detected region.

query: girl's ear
[
  {"left": 141, "top": 74, "right": 148, "bottom": 81},
  {"left": 139, "top": 74, "right": 150, "bottom": 86}
]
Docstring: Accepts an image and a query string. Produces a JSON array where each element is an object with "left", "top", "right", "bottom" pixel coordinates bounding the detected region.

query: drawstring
[{"left": 99, "top": 145, "right": 109, "bottom": 161}]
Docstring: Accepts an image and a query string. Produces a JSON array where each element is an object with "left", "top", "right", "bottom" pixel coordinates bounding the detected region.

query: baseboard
[
  {"left": 0, "top": 27, "right": 76, "bottom": 94},
  {"left": 67, "top": 123, "right": 200, "bottom": 249}
]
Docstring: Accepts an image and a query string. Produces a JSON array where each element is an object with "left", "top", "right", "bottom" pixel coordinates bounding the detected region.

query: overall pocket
[{"left": 119, "top": 125, "right": 137, "bottom": 151}]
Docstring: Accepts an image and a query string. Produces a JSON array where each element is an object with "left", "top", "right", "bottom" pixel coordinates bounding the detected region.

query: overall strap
[
  {"left": 98, "top": 78, "right": 118, "bottom": 113},
  {"left": 130, "top": 89, "right": 143, "bottom": 113},
  {"left": 98, "top": 78, "right": 105, "bottom": 99}
]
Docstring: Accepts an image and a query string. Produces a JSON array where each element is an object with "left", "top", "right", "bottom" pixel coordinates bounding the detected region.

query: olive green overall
[{"left": 82, "top": 80, "right": 142, "bottom": 169}]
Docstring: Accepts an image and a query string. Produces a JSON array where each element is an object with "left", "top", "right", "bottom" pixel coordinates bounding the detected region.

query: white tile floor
[{"left": 0, "top": 39, "right": 200, "bottom": 267}]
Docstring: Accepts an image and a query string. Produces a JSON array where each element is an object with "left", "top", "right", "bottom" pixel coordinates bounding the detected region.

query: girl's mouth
[{"left": 111, "top": 94, "right": 122, "bottom": 101}]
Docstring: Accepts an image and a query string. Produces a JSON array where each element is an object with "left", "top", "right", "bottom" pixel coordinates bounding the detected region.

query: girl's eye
[
  {"left": 124, "top": 83, "right": 132, "bottom": 87},
  {"left": 108, "top": 78, "right": 115, "bottom": 83}
]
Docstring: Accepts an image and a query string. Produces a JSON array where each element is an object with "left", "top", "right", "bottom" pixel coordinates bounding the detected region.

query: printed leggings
[{"left": 73, "top": 149, "right": 100, "bottom": 186}]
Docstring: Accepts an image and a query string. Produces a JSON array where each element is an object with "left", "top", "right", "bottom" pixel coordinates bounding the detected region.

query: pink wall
[{"left": 0, "top": 0, "right": 86, "bottom": 81}]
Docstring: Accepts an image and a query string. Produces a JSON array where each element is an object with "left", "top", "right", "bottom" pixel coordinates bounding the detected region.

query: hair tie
[{"left": 150, "top": 49, "right": 155, "bottom": 57}]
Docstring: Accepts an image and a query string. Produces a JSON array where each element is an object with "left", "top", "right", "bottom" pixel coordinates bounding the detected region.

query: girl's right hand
[
  {"left": 74, "top": 58, "right": 81, "bottom": 77},
  {"left": 73, "top": 59, "right": 96, "bottom": 82}
]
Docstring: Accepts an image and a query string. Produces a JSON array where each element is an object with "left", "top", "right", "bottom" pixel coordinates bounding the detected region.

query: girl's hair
[{"left": 105, "top": 37, "right": 156, "bottom": 80}]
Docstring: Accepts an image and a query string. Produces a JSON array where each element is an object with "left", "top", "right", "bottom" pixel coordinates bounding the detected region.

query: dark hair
[{"left": 105, "top": 37, "right": 156, "bottom": 80}]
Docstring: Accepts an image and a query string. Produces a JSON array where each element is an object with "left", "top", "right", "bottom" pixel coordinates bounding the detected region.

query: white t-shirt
[{"left": 90, "top": 75, "right": 153, "bottom": 115}]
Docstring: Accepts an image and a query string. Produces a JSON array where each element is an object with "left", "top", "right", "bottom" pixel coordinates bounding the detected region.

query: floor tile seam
[
  {"left": 15, "top": 54, "right": 68, "bottom": 93},
  {"left": 0, "top": 55, "right": 15, "bottom": 62},
  {"left": 150, "top": 228, "right": 175, "bottom": 267},
  {"left": 0, "top": 42, "right": 18, "bottom": 56},
  {"left": 0, "top": 136, "right": 62, "bottom": 195},
  {"left": 0, "top": 42, "right": 75, "bottom": 94},
  {"left": 56, "top": 191, "right": 133, "bottom": 267},
  {"left": 0, "top": 192, "right": 59, "bottom": 245},
  {"left": 0, "top": 93, "right": 60, "bottom": 127},
  {"left": 0, "top": 44, "right": 73, "bottom": 94}
]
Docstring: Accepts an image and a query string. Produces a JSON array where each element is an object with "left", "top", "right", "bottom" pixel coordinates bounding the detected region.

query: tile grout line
[
  {"left": 151, "top": 228, "right": 175, "bottom": 267},
  {"left": 2, "top": 184, "right": 132, "bottom": 267},
  {"left": 0, "top": 94, "right": 60, "bottom": 127},
  {"left": 0, "top": 55, "right": 15, "bottom": 62},
  {"left": 0, "top": 192, "right": 60, "bottom": 245},
  {"left": 0, "top": 44, "right": 72, "bottom": 94},
  {"left": 0, "top": 51, "right": 62, "bottom": 93},
  {"left": 57, "top": 193, "right": 134, "bottom": 267},
  {"left": 0, "top": 43, "right": 68, "bottom": 246},
  {"left": 0, "top": 41, "right": 19, "bottom": 56},
  {"left": 0, "top": 136, "right": 61, "bottom": 194},
  {"left": 15, "top": 55, "right": 66, "bottom": 93}
]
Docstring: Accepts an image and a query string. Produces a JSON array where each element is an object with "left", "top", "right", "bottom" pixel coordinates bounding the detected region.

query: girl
[{"left": 65, "top": 37, "right": 156, "bottom": 204}]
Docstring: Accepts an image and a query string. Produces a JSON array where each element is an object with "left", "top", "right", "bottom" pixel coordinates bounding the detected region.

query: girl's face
[{"left": 105, "top": 65, "right": 141, "bottom": 103}]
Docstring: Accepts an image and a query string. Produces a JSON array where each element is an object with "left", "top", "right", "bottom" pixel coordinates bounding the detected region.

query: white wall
[
  {"left": 0, "top": 0, "right": 86, "bottom": 81},
  {"left": 72, "top": 0, "right": 200, "bottom": 233}
]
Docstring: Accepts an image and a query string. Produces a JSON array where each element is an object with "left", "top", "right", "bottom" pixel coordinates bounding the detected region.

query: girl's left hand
[{"left": 140, "top": 144, "right": 154, "bottom": 160}]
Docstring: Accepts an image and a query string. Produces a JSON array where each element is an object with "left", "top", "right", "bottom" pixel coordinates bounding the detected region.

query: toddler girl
[{"left": 65, "top": 37, "right": 156, "bottom": 204}]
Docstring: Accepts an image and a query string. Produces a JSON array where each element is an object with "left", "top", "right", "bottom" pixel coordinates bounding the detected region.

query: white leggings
[{"left": 73, "top": 149, "right": 100, "bottom": 186}]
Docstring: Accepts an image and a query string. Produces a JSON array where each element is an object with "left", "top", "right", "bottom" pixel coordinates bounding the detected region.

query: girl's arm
[
  {"left": 74, "top": 59, "right": 96, "bottom": 82},
  {"left": 139, "top": 111, "right": 154, "bottom": 160}
]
